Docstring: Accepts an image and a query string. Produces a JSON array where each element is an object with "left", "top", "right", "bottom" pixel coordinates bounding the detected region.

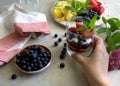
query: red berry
[
  {"left": 98, "top": 6, "right": 105, "bottom": 15},
  {"left": 95, "top": 0, "right": 102, "bottom": 6},
  {"left": 69, "top": 27, "right": 76, "bottom": 32},
  {"left": 76, "top": 22, "right": 83, "bottom": 28},
  {"left": 90, "top": 0, "right": 99, "bottom": 8}
]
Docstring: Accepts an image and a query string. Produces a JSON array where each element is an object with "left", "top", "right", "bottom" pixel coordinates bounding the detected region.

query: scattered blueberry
[
  {"left": 58, "top": 38, "right": 62, "bottom": 42},
  {"left": 60, "top": 63, "right": 65, "bottom": 68},
  {"left": 54, "top": 34, "right": 58, "bottom": 38},
  {"left": 61, "top": 50, "right": 66, "bottom": 55},
  {"left": 64, "top": 43, "right": 67, "bottom": 47},
  {"left": 64, "top": 33, "right": 66, "bottom": 37},
  {"left": 60, "top": 54, "right": 65, "bottom": 60},
  {"left": 11, "top": 74, "right": 17, "bottom": 80},
  {"left": 54, "top": 41, "right": 58, "bottom": 46}
]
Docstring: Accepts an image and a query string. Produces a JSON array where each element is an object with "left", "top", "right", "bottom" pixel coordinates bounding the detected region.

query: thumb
[{"left": 72, "top": 53, "right": 86, "bottom": 65}]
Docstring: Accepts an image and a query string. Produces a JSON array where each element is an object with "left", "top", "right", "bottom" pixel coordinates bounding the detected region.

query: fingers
[
  {"left": 94, "top": 35, "right": 103, "bottom": 46},
  {"left": 93, "top": 35, "right": 106, "bottom": 51},
  {"left": 72, "top": 53, "right": 86, "bottom": 65}
]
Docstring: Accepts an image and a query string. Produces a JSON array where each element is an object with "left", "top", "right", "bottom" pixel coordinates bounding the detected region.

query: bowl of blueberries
[{"left": 15, "top": 45, "right": 51, "bottom": 74}]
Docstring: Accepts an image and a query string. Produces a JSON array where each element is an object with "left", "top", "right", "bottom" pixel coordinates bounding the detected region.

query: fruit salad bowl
[
  {"left": 51, "top": 0, "right": 109, "bottom": 27},
  {"left": 15, "top": 45, "right": 52, "bottom": 74}
]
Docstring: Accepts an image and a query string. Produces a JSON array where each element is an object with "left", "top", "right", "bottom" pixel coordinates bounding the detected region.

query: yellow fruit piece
[
  {"left": 53, "top": 1, "right": 77, "bottom": 21},
  {"left": 65, "top": 10, "right": 77, "bottom": 20},
  {"left": 53, "top": 8, "right": 63, "bottom": 18},
  {"left": 55, "top": 1, "right": 71, "bottom": 7},
  {"left": 58, "top": 17, "right": 66, "bottom": 22}
]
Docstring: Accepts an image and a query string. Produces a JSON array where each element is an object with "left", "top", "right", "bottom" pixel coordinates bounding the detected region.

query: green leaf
[
  {"left": 115, "top": 43, "right": 120, "bottom": 50},
  {"left": 111, "top": 32, "right": 120, "bottom": 43},
  {"left": 65, "top": 6, "right": 77, "bottom": 12},
  {"left": 96, "top": 27, "right": 106, "bottom": 34},
  {"left": 77, "top": 9, "right": 88, "bottom": 15},
  {"left": 102, "top": 17, "right": 107, "bottom": 24},
  {"left": 76, "top": 27, "right": 86, "bottom": 31},
  {"left": 89, "top": 15, "right": 97, "bottom": 29},
  {"left": 75, "top": 1, "right": 83, "bottom": 9},
  {"left": 107, "top": 37, "right": 115, "bottom": 52},
  {"left": 116, "top": 21, "right": 120, "bottom": 28},
  {"left": 107, "top": 18, "right": 119, "bottom": 24},
  {"left": 83, "top": 21, "right": 89, "bottom": 29},
  {"left": 97, "top": 17, "right": 120, "bottom": 53}
]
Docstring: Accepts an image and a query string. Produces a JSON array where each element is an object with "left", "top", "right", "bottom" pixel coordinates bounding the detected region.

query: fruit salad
[
  {"left": 66, "top": 15, "right": 97, "bottom": 55},
  {"left": 67, "top": 22, "right": 94, "bottom": 53},
  {"left": 52, "top": 0, "right": 105, "bottom": 23}
]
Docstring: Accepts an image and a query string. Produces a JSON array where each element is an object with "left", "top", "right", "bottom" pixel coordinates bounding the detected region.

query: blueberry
[
  {"left": 60, "top": 63, "right": 65, "bottom": 68},
  {"left": 46, "top": 51, "right": 51, "bottom": 57},
  {"left": 88, "top": 10, "right": 100, "bottom": 20},
  {"left": 45, "top": 58, "right": 49, "bottom": 62},
  {"left": 60, "top": 54, "right": 65, "bottom": 60},
  {"left": 54, "top": 41, "right": 58, "bottom": 46},
  {"left": 43, "top": 52, "right": 48, "bottom": 57},
  {"left": 33, "top": 59, "right": 37, "bottom": 63},
  {"left": 30, "top": 63, "right": 34, "bottom": 68},
  {"left": 22, "top": 65, "right": 27, "bottom": 70},
  {"left": 38, "top": 61, "right": 42, "bottom": 66},
  {"left": 64, "top": 43, "right": 67, "bottom": 47},
  {"left": 26, "top": 66, "right": 32, "bottom": 71},
  {"left": 38, "top": 53, "right": 43, "bottom": 57},
  {"left": 34, "top": 63, "right": 38, "bottom": 67},
  {"left": 37, "top": 57, "right": 41, "bottom": 61},
  {"left": 16, "top": 53, "right": 21, "bottom": 58},
  {"left": 63, "top": 47, "right": 67, "bottom": 52},
  {"left": 61, "top": 50, "right": 66, "bottom": 55},
  {"left": 11, "top": 74, "right": 17, "bottom": 80},
  {"left": 38, "top": 64, "right": 44, "bottom": 69},
  {"left": 33, "top": 67, "right": 37, "bottom": 71},
  {"left": 64, "top": 33, "right": 66, "bottom": 37},
  {"left": 41, "top": 57, "right": 45, "bottom": 62},
  {"left": 16, "top": 59, "right": 20, "bottom": 64},
  {"left": 81, "top": 38, "right": 86, "bottom": 42},
  {"left": 43, "top": 61, "right": 48, "bottom": 66},
  {"left": 26, "top": 62, "right": 30, "bottom": 66},
  {"left": 21, "top": 60, "right": 26, "bottom": 65},
  {"left": 54, "top": 34, "right": 58, "bottom": 38},
  {"left": 58, "top": 38, "right": 62, "bottom": 42}
]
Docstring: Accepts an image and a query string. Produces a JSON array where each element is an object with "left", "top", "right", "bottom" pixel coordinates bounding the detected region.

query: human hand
[{"left": 72, "top": 35, "right": 111, "bottom": 86}]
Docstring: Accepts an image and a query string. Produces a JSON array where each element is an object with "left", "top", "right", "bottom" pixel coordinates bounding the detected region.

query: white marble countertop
[{"left": 0, "top": 0, "right": 120, "bottom": 86}]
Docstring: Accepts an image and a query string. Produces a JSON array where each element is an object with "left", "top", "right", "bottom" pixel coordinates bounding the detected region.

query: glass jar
[{"left": 66, "top": 17, "right": 95, "bottom": 56}]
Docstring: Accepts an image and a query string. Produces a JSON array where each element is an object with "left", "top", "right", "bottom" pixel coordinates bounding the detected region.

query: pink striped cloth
[{"left": 0, "top": 4, "right": 51, "bottom": 65}]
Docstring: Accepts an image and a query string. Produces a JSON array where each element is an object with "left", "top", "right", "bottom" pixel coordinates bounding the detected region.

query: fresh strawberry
[
  {"left": 98, "top": 6, "right": 105, "bottom": 15},
  {"left": 90, "top": 0, "right": 99, "bottom": 8},
  {"left": 93, "top": 6, "right": 100, "bottom": 14},
  {"left": 95, "top": 0, "right": 102, "bottom": 6},
  {"left": 76, "top": 22, "right": 83, "bottom": 28},
  {"left": 69, "top": 27, "right": 77, "bottom": 32},
  {"left": 93, "top": 6, "right": 105, "bottom": 15}
]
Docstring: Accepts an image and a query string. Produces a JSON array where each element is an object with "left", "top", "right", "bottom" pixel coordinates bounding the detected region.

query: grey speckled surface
[{"left": 0, "top": 0, "right": 120, "bottom": 86}]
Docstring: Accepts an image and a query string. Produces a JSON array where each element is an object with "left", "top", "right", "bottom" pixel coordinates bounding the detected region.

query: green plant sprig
[
  {"left": 97, "top": 17, "right": 120, "bottom": 53},
  {"left": 76, "top": 15, "right": 97, "bottom": 31},
  {"left": 65, "top": 0, "right": 92, "bottom": 16}
]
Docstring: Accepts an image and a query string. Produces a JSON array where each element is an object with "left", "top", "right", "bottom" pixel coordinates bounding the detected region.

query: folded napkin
[{"left": 0, "top": 3, "right": 51, "bottom": 65}]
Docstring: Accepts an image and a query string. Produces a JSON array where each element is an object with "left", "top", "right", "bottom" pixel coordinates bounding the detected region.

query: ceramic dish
[
  {"left": 51, "top": 1, "right": 109, "bottom": 27},
  {"left": 15, "top": 45, "right": 52, "bottom": 74}
]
